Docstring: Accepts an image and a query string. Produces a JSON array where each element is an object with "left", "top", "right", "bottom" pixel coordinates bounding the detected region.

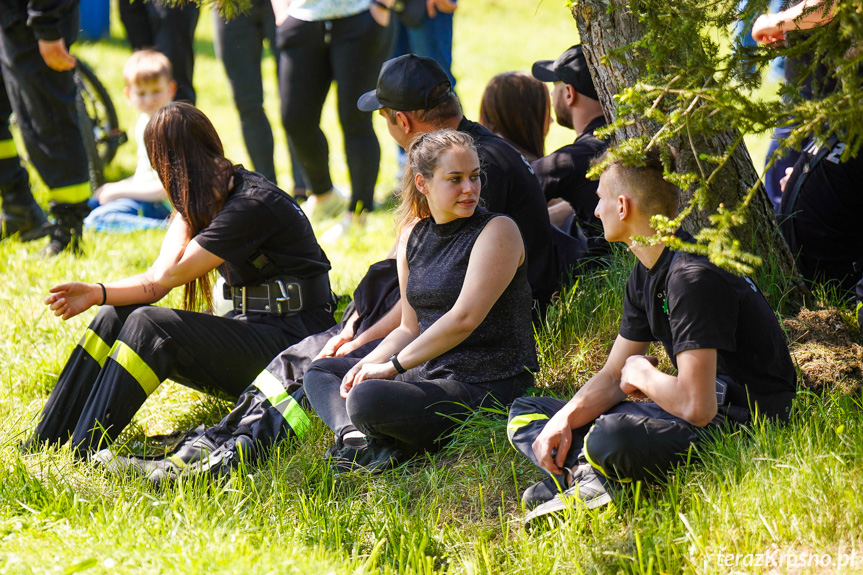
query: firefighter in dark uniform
[
  {"left": 0, "top": 67, "right": 47, "bottom": 241},
  {"left": 25, "top": 103, "right": 335, "bottom": 457},
  {"left": 0, "top": 0, "right": 91, "bottom": 254}
]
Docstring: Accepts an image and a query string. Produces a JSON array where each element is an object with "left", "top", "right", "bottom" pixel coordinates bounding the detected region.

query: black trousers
[
  {"left": 0, "top": 66, "right": 30, "bottom": 198},
  {"left": 508, "top": 396, "right": 724, "bottom": 487},
  {"left": 118, "top": 0, "right": 199, "bottom": 104},
  {"left": 0, "top": 16, "right": 89, "bottom": 204},
  {"left": 304, "top": 357, "right": 532, "bottom": 451},
  {"left": 35, "top": 304, "right": 332, "bottom": 456},
  {"left": 277, "top": 10, "right": 393, "bottom": 212}
]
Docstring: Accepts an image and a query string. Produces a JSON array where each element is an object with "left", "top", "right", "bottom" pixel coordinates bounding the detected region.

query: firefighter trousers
[
  {"left": 34, "top": 304, "right": 327, "bottom": 456},
  {"left": 0, "top": 17, "right": 89, "bottom": 204},
  {"left": 507, "top": 396, "right": 724, "bottom": 487}
]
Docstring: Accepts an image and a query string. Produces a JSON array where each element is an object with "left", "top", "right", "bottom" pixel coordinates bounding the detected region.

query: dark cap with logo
[
  {"left": 357, "top": 54, "right": 453, "bottom": 112},
  {"left": 531, "top": 45, "right": 599, "bottom": 101}
]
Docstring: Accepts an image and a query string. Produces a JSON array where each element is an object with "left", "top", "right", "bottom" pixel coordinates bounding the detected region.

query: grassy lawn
[{"left": 2, "top": 1, "right": 862, "bottom": 573}]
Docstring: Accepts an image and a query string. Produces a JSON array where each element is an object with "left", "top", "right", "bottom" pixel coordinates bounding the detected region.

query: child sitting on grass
[{"left": 84, "top": 50, "right": 176, "bottom": 233}]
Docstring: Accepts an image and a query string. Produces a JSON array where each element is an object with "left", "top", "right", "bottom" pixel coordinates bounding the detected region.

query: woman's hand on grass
[
  {"left": 340, "top": 361, "right": 397, "bottom": 398},
  {"left": 45, "top": 283, "right": 101, "bottom": 320}
]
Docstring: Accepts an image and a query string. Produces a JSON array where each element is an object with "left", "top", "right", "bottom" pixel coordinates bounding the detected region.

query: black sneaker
[
  {"left": 324, "top": 436, "right": 407, "bottom": 474},
  {"left": 524, "top": 464, "right": 614, "bottom": 525},
  {"left": 91, "top": 448, "right": 172, "bottom": 477},
  {"left": 147, "top": 434, "right": 256, "bottom": 483}
]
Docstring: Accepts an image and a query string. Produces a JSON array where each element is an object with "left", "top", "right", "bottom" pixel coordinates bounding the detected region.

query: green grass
[{"left": 3, "top": 1, "right": 863, "bottom": 573}]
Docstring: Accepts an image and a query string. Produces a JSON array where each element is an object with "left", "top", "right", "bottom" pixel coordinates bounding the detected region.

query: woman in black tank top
[{"left": 305, "top": 129, "right": 538, "bottom": 473}]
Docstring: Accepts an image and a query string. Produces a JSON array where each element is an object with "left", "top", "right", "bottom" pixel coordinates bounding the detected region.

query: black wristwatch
[{"left": 390, "top": 353, "right": 407, "bottom": 374}]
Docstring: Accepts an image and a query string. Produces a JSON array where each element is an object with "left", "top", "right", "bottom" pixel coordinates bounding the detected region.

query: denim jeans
[{"left": 84, "top": 198, "right": 170, "bottom": 233}]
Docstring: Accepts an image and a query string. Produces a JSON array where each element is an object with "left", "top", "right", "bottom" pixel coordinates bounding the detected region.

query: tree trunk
[{"left": 572, "top": 0, "right": 807, "bottom": 301}]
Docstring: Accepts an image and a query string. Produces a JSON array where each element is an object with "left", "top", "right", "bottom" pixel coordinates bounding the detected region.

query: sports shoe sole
[{"left": 524, "top": 489, "right": 613, "bottom": 524}]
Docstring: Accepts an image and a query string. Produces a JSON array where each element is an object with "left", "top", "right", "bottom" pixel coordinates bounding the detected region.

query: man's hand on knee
[{"left": 532, "top": 411, "right": 573, "bottom": 476}]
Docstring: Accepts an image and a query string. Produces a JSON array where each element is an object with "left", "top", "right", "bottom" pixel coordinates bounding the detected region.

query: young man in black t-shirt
[{"left": 508, "top": 149, "right": 797, "bottom": 524}]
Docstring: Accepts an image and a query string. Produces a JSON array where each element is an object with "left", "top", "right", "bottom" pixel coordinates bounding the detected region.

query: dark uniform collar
[{"left": 574, "top": 115, "right": 608, "bottom": 144}]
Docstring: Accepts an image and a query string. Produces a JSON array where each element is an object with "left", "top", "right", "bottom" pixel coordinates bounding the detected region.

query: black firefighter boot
[
  {"left": 42, "top": 201, "right": 90, "bottom": 256},
  {"left": 0, "top": 174, "right": 49, "bottom": 241}
]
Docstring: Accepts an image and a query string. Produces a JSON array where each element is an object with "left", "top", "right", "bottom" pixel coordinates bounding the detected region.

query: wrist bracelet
[
  {"left": 97, "top": 283, "right": 107, "bottom": 306},
  {"left": 372, "top": 0, "right": 390, "bottom": 10},
  {"left": 390, "top": 353, "right": 407, "bottom": 374}
]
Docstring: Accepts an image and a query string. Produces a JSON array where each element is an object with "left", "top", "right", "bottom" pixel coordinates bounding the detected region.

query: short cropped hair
[
  {"left": 382, "top": 84, "right": 462, "bottom": 128},
  {"left": 123, "top": 49, "right": 172, "bottom": 87},
  {"left": 601, "top": 147, "right": 680, "bottom": 218}
]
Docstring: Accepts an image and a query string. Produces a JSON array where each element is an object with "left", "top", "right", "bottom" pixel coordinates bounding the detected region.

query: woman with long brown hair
[{"left": 29, "top": 103, "right": 335, "bottom": 458}]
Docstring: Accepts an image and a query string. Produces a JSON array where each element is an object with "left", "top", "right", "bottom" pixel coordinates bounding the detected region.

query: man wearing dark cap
[
  {"left": 532, "top": 45, "right": 609, "bottom": 260},
  {"left": 359, "top": 53, "right": 585, "bottom": 312}
]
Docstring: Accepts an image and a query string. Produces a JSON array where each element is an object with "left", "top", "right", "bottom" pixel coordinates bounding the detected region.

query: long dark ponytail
[{"left": 145, "top": 102, "right": 234, "bottom": 311}]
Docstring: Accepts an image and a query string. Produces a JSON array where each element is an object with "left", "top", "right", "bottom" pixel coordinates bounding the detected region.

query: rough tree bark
[{"left": 572, "top": 0, "right": 807, "bottom": 300}]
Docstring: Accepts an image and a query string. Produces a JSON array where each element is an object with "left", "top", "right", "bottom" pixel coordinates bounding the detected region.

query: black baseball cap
[
  {"left": 357, "top": 54, "right": 453, "bottom": 112},
  {"left": 531, "top": 45, "right": 599, "bottom": 101}
]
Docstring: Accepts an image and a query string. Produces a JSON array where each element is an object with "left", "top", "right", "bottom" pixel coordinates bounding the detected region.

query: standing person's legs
[
  {"left": 278, "top": 17, "right": 335, "bottom": 200},
  {"left": 330, "top": 12, "right": 393, "bottom": 213},
  {"left": 147, "top": 2, "right": 199, "bottom": 104},
  {"left": 0, "top": 67, "right": 47, "bottom": 239},
  {"left": 117, "top": 0, "right": 153, "bottom": 49},
  {"left": 68, "top": 307, "right": 296, "bottom": 456},
  {"left": 213, "top": 2, "right": 277, "bottom": 183},
  {"left": 0, "top": 19, "right": 91, "bottom": 255},
  {"left": 401, "top": 13, "right": 454, "bottom": 87}
]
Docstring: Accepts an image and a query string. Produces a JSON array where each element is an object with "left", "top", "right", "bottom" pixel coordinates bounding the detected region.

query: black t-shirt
[
  {"left": 532, "top": 115, "right": 609, "bottom": 256},
  {"left": 780, "top": 137, "right": 863, "bottom": 290},
  {"left": 619, "top": 234, "right": 797, "bottom": 421},
  {"left": 195, "top": 166, "right": 331, "bottom": 287},
  {"left": 458, "top": 117, "right": 580, "bottom": 304}
]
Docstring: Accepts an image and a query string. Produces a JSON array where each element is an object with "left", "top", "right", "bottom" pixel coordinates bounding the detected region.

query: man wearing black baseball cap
[
  {"left": 359, "top": 53, "right": 586, "bottom": 314},
  {"left": 532, "top": 45, "right": 610, "bottom": 261}
]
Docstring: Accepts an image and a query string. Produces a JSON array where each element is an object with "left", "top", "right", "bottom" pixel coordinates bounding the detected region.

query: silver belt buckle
[{"left": 275, "top": 279, "right": 291, "bottom": 312}]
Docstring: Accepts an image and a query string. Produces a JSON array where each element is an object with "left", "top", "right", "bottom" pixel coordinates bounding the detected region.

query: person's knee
[
  {"left": 584, "top": 413, "right": 692, "bottom": 483},
  {"left": 344, "top": 383, "right": 387, "bottom": 436}
]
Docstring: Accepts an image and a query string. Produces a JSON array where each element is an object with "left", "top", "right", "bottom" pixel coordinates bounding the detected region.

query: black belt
[{"left": 223, "top": 274, "right": 331, "bottom": 315}]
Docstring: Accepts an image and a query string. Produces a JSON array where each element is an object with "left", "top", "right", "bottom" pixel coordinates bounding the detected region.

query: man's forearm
[{"left": 563, "top": 369, "right": 628, "bottom": 430}]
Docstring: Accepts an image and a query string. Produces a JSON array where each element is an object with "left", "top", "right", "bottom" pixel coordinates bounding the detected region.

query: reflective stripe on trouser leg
[
  {"left": 506, "top": 412, "right": 549, "bottom": 447},
  {"left": 107, "top": 340, "right": 161, "bottom": 395},
  {"left": 79, "top": 328, "right": 111, "bottom": 367},
  {"left": 252, "top": 370, "right": 310, "bottom": 437},
  {"left": 49, "top": 182, "right": 91, "bottom": 204},
  {"left": 0, "top": 138, "right": 17, "bottom": 160}
]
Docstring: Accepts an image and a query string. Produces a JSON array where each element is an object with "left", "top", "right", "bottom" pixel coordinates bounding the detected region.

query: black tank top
[{"left": 405, "top": 208, "right": 539, "bottom": 382}]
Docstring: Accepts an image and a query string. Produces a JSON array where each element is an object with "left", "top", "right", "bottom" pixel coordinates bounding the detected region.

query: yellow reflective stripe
[
  {"left": 167, "top": 455, "right": 187, "bottom": 470},
  {"left": 108, "top": 341, "right": 161, "bottom": 395},
  {"left": 583, "top": 426, "right": 631, "bottom": 483},
  {"left": 79, "top": 328, "right": 110, "bottom": 367},
  {"left": 252, "top": 370, "right": 309, "bottom": 435},
  {"left": 276, "top": 394, "right": 311, "bottom": 438},
  {"left": 252, "top": 370, "right": 289, "bottom": 406},
  {"left": 0, "top": 139, "right": 18, "bottom": 160},
  {"left": 506, "top": 412, "right": 549, "bottom": 446},
  {"left": 50, "top": 181, "right": 91, "bottom": 204}
]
